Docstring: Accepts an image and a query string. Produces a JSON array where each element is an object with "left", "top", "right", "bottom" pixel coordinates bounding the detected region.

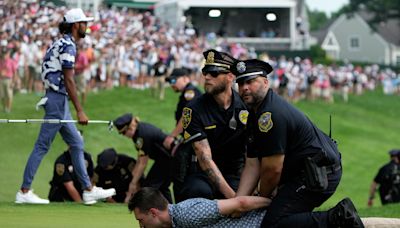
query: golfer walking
[{"left": 16, "top": 8, "right": 115, "bottom": 205}]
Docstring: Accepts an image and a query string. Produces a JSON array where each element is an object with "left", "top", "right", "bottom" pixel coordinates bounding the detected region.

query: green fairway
[{"left": 0, "top": 87, "right": 399, "bottom": 227}]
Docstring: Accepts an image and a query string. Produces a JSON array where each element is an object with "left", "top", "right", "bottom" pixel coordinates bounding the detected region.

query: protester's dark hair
[
  {"left": 58, "top": 18, "right": 72, "bottom": 34},
  {"left": 128, "top": 187, "right": 168, "bottom": 213}
]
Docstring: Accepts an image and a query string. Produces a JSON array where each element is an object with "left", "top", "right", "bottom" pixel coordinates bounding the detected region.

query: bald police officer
[
  {"left": 180, "top": 49, "right": 248, "bottom": 200},
  {"left": 114, "top": 113, "right": 173, "bottom": 203},
  {"left": 235, "top": 59, "right": 363, "bottom": 227},
  {"left": 93, "top": 148, "right": 144, "bottom": 203}
]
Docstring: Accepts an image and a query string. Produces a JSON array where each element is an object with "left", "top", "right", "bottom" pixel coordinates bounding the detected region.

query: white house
[{"left": 312, "top": 12, "right": 400, "bottom": 66}]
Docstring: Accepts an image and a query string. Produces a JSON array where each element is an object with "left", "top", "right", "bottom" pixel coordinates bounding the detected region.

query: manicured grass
[{"left": 0, "top": 87, "right": 399, "bottom": 227}]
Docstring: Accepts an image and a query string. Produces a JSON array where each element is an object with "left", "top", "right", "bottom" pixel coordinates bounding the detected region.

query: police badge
[
  {"left": 182, "top": 107, "right": 192, "bottom": 129},
  {"left": 239, "top": 110, "right": 249, "bottom": 125},
  {"left": 236, "top": 61, "right": 246, "bottom": 74},
  {"left": 206, "top": 51, "right": 215, "bottom": 64},
  {"left": 258, "top": 112, "right": 273, "bottom": 133}
]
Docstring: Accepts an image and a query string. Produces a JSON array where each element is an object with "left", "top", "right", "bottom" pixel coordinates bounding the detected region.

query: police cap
[
  {"left": 114, "top": 113, "right": 133, "bottom": 134},
  {"left": 166, "top": 68, "right": 190, "bottom": 83},
  {"left": 98, "top": 148, "right": 117, "bottom": 169},
  {"left": 389, "top": 149, "right": 400, "bottom": 156},
  {"left": 234, "top": 59, "right": 273, "bottom": 84},
  {"left": 202, "top": 49, "right": 237, "bottom": 74}
]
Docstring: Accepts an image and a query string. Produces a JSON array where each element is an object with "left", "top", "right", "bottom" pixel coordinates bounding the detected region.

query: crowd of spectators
[{"left": 0, "top": 1, "right": 399, "bottom": 112}]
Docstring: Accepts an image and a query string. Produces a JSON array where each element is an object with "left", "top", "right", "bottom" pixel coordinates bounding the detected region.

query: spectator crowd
[{"left": 1, "top": 0, "right": 399, "bottom": 113}]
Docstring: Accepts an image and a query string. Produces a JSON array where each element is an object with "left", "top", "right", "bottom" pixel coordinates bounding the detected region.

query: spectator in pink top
[{"left": 0, "top": 47, "right": 17, "bottom": 113}]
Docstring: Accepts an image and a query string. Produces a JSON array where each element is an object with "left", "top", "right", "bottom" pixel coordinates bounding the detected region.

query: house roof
[
  {"left": 358, "top": 11, "right": 400, "bottom": 46},
  {"left": 309, "top": 19, "right": 336, "bottom": 44}
]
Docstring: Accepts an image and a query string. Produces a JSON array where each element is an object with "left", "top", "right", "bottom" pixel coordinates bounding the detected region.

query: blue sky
[{"left": 306, "top": 0, "right": 349, "bottom": 15}]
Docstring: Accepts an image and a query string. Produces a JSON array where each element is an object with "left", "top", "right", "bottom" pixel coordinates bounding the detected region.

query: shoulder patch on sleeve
[
  {"left": 184, "top": 90, "right": 195, "bottom": 101},
  {"left": 258, "top": 112, "right": 273, "bottom": 133},
  {"left": 135, "top": 137, "right": 144, "bottom": 150},
  {"left": 182, "top": 107, "right": 192, "bottom": 129},
  {"left": 56, "top": 163, "right": 65, "bottom": 176}
]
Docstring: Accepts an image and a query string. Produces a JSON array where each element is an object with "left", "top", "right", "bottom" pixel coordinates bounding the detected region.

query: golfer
[{"left": 15, "top": 8, "right": 115, "bottom": 205}]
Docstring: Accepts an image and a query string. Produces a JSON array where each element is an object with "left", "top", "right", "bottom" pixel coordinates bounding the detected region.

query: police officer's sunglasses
[{"left": 202, "top": 71, "right": 229, "bottom": 78}]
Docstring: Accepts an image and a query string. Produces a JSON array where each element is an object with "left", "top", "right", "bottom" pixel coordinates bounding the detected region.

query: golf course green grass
[{"left": 0, "top": 86, "right": 399, "bottom": 227}]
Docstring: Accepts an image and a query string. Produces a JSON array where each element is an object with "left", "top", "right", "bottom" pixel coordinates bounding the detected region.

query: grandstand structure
[{"left": 154, "top": 0, "right": 310, "bottom": 51}]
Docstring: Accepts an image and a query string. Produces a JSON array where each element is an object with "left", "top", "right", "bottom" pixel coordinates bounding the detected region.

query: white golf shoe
[
  {"left": 15, "top": 190, "right": 50, "bottom": 204},
  {"left": 82, "top": 186, "right": 116, "bottom": 205}
]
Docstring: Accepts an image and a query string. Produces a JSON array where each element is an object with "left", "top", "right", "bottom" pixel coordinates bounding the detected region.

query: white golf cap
[{"left": 64, "top": 8, "right": 94, "bottom": 23}]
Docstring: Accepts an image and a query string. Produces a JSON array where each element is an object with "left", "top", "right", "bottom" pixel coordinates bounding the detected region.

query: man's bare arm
[
  {"left": 63, "top": 68, "right": 88, "bottom": 125},
  {"left": 236, "top": 157, "right": 260, "bottom": 196},
  {"left": 193, "top": 139, "right": 235, "bottom": 198}
]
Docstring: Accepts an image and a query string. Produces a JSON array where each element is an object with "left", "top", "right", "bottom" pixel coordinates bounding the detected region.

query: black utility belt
[{"left": 304, "top": 156, "right": 341, "bottom": 192}]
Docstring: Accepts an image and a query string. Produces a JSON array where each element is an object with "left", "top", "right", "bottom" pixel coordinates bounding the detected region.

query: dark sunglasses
[
  {"left": 202, "top": 71, "right": 228, "bottom": 78},
  {"left": 169, "top": 78, "right": 177, "bottom": 85}
]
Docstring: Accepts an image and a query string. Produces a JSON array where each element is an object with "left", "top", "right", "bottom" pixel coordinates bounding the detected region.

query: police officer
[
  {"left": 164, "top": 68, "right": 202, "bottom": 202},
  {"left": 48, "top": 148, "right": 93, "bottom": 202},
  {"left": 235, "top": 59, "right": 363, "bottom": 227},
  {"left": 164, "top": 67, "right": 202, "bottom": 147},
  {"left": 93, "top": 148, "right": 144, "bottom": 203},
  {"left": 368, "top": 149, "right": 400, "bottom": 207},
  {"left": 114, "top": 113, "right": 173, "bottom": 203},
  {"left": 180, "top": 49, "right": 248, "bottom": 200}
]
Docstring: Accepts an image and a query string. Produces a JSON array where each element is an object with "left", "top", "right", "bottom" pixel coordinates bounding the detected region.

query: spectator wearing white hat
[{"left": 16, "top": 8, "right": 116, "bottom": 205}]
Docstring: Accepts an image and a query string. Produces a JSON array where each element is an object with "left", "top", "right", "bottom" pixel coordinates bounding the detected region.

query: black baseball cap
[
  {"left": 389, "top": 149, "right": 400, "bottom": 156},
  {"left": 114, "top": 113, "right": 133, "bottom": 134},
  {"left": 97, "top": 148, "right": 117, "bottom": 169},
  {"left": 166, "top": 68, "right": 190, "bottom": 83}
]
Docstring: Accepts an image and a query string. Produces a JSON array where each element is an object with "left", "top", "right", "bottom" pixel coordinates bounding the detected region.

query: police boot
[{"left": 328, "top": 197, "right": 364, "bottom": 228}]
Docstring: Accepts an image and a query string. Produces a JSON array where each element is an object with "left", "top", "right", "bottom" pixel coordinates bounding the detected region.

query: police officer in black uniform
[
  {"left": 164, "top": 68, "right": 202, "bottom": 202},
  {"left": 368, "top": 149, "right": 400, "bottom": 206},
  {"left": 114, "top": 113, "right": 173, "bottom": 203},
  {"left": 235, "top": 59, "right": 364, "bottom": 227},
  {"left": 164, "top": 67, "right": 202, "bottom": 146},
  {"left": 180, "top": 49, "right": 248, "bottom": 200},
  {"left": 48, "top": 149, "right": 93, "bottom": 202},
  {"left": 93, "top": 148, "right": 144, "bottom": 203}
]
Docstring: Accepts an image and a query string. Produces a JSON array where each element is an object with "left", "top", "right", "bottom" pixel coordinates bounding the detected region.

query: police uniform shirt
[
  {"left": 42, "top": 34, "right": 76, "bottom": 95},
  {"left": 49, "top": 151, "right": 93, "bottom": 201},
  {"left": 175, "top": 83, "right": 202, "bottom": 124},
  {"left": 374, "top": 160, "right": 400, "bottom": 204},
  {"left": 247, "top": 89, "right": 340, "bottom": 183},
  {"left": 133, "top": 122, "right": 170, "bottom": 160},
  {"left": 94, "top": 154, "right": 136, "bottom": 202},
  {"left": 183, "top": 90, "right": 248, "bottom": 175}
]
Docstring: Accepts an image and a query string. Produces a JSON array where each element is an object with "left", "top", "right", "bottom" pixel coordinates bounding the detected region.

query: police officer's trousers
[
  {"left": 260, "top": 167, "right": 342, "bottom": 228},
  {"left": 21, "top": 91, "right": 91, "bottom": 190}
]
